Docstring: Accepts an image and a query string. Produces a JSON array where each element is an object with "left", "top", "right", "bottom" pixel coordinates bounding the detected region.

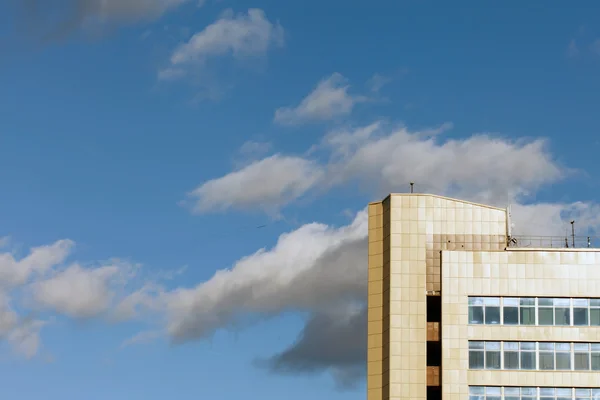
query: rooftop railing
[{"left": 507, "top": 235, "right": 600, "bottom": 249}]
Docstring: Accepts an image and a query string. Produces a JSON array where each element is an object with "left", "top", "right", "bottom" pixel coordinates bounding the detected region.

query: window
[
  {"left": 591, "top": 299, "right": 600, "bottom": 326},
  {"left": 538, "top": 298, "right": 554, "bottom": 325},
  {"left": 503, "top": 342, "right": 519, "bottom": 369},
  {"left": 554, "top": 298, "right": 571, "bottom": 326},
  {"left": 469, "top": 297, "right": 484, "bottom": 324},
  {"left": 520, "top": 342, "right": 536, "bottom": 370},
  {"left": 469, "top": 341, "right": 485, "bottom": 369},
  {"left": 503, "top": 298, "right": 519, "bottom": 325},
  {"left": 574, "top": 343, "right": 590, "bottom": 370},
  {"left": 469, "top": 387, "right": 600, "bottom": 400},
  {"left": 591, "top": 344, "right": 600, "bottom": 371},
  {"left": 573, "top": 299, "right": 589, "bottom": 326},
  {"left": 485, "top": 342, "right": 501, "bottom": 369},
  {"left": 485, "top": 298, "right": 501, "bottom": 324},
  {"left": 539, "top": 342, "right": 554, "bottom": 370},
  {"left": 556, "top": 343, "right": 571, "bottom": 370},
  {"left": 520, "top": 298, "right": 536, "bottom": 325}
]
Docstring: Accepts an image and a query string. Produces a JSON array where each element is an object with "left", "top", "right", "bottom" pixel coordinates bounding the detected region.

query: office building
[{"left": 367, "top": 193, "right": 600, "bottom": 400}]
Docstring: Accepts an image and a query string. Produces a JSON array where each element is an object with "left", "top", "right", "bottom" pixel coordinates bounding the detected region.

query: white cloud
[
  {"left": 159, "top": 9, "right": 284, "bottom": 80},
  {"left": 166, "top": 208, "right": 368, "bottom": 341},
  {"left": 184, "top": 154, "right": 325, "bottom": 214},
  {"left": 274, "top": 73, "right": 366, "bottom": 125},
  {"left": 186, "top": 121, "right": 565, "bottom": 214},
  {"left": 0, "top": 239, "right": 74, "bottom": 288},
  {"left": 29, "top": 263, "right": 122, "bottom": 318}
]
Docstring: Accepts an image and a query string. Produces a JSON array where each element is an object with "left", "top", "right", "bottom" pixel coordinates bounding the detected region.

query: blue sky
[{"left": 0, "top": 1, "right": 599, "bottom": 399}]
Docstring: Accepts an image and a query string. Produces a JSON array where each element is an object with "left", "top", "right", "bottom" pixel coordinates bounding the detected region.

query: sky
[{"left": 0, "top": 1, "right": 600, "bottom": 399}]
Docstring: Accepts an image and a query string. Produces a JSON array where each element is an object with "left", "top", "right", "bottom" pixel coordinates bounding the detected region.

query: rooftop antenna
[
  {"left": 571, "top": 220, "right": 576, "bottom": 248},
  {"left": 410, "top": 182, "right": 414, "bottom": 193}
]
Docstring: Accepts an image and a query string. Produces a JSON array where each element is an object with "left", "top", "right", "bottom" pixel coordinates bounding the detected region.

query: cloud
[
  {"left": 165, "top": 208, "right": 367, "bottom": 341},
  {"left": 17, "top": 0, "right": 191, "bottom": 39},
  {"left": 263, "top": 306, "right": 366, "bottom": 389},
  {"left": 187, "top": 121, "right": 565, "bottom": 214},
  {"left": 29, "top": 261, "right": 129, "bottom": 319},
  {"left": 274, "top": 73, "right": 367, "bottom": 125},
  {"left": 567, "top": 39, "right": 579, "bottom": 57},
  {"left": 366, "top": 73, "right": 392, "bottom": 92},
  {"left": 183, "top": 155, "right": 325, "bottom": 214},
  {"left": 0, "top": 240, "right": 157, "bottom": 358},
  {"left": 591, "top": 39, "right": 600, "bottom": 56},
  {"left": 159, "top": 8, "right": 284, "bottom": 80},
  {"left": 0, "top": 239, "right": 74, "bottom": 287}
]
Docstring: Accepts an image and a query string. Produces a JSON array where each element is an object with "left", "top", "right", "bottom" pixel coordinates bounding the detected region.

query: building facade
[{"left": 367, "top": 194, "right": 600, "bottom": 400}]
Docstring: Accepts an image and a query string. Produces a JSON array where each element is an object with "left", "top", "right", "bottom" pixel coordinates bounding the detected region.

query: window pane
[
  {"left": 520, "top": 307, "right": 535, "bottom": 325},
  {"left": 504, "top": 298, "right": 519, "bottom": 306},
  {"left": 521, "top": 342, "right": 536, "bottom": 351},
  {"left": 505, "top": 388, "right": 520, "bottom": 396},
  {"left": 539, "top": 298, "right": 553, "bottom": 306},
  {"left": 539, "top": 342, "right": 554, "bottom": 351},
  {"left": 486, "top": 387, "right": 501, "bottom": 395},
  {"left": 574, "top": 299, "right": 589, "bottom": 307},
  {"left": 503, "top": 306, "right": 518, "bottom": 325},
  {"left": 554, "top": 298, "right": 570, "bottom": 306},
  {"left": 591, "top": 299, "right": 600, "bottom": 307},
  {"left": 469, "top": 351, "right": 484, "bottom": 369},
  {"left": 539, "top": 308, "right": 554, "bottom": 325},
  {"left": 469, "top": 306, "right": 484, "bottom": 324},
  {"left": 504, "top": 342, "right": 519, "bottom": 350},
  {"left": 469, "top": 341, "right": 484, "bottom": 350},
  {"left": 504, "top": 350, "right": 519, "bottom": 369},
  {"left": 520, "top": 298, "right": 535, "bottom": 306},
  {"left": 574, "top": 307, "right": 589, "bottom": 326},
  {"left": 484, "top": 297, "right": 500, "bottom": 306},
  {"left": 555, "top": 307, "right": 571, "bottom": 325},
  {"left": 469, "top": 387, "right": 485, "bottom": 395},
  {"left": 575, "top": 352, "right": 590, "bottom": 370},
  {"left": 469, "top": 298, "right": 484, "bottom": 306},
  {"left": 485, "top": 306, "right": 500, "bottom": 324},
  {"left": 521, "top": 352, "right": 536, "bottom": 370},
  {"left": 556, "top": 352, "right": 571, "bottom": 370},
  {"left": 539, "top": 352, "right": 554, "bottom": 370},
  {"left": 592, "top": 353, "right": 600, "bottom": 370},
  {"left": 485, "top": 350, "right": 501, "bottom": 369},
  {"left": 590, "top": 309, "right": 600, "bottom": 326}
]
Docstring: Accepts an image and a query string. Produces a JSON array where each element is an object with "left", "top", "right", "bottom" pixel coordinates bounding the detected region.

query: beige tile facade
[
  {"left": 442, "top": 249, "right": 600, "bottom": 399},
  {"left": 367, "top": 194, "right": 508, "bottom": 400}
]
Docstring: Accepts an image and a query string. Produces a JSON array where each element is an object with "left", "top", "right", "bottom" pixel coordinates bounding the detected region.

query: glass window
[
  {"left": 485, "top": 342, "right": 501, "bottom": 369},
  {"left": 485, "top": 387, "right": 501, "bottom": 400},
  {"left": 520, "top": 342, "right": 536, "bottom": 370},
  {"left": 539, "top": 298, "right": 554, "bottom": 325},
  {"left": 575, "top": 343, "right": 590, "bottom": 370},
  {"left": 539, "top": 342, "right": 555, "bottom": 370},
  {"left": 484, "top": 298, "right": 500, "bottom": 325},
  {"left": 556, "top": 388, "right": 572, "bottom": 400},
  {"left": 503, "top": 342, "right": 519, "bottom": 369},
  {"left": 576, "top": 388, "right": 591, "bottom": 400},
  {"left": 469, "top": 386, "right": 484, "bottom": 400},
  {"left": 503, "top": 298, "right": 519, "bottom": 325},
  {"left": 469, "top": 297, "right": 484, "bottom": 324},
  {"left": 591, "top": 344, "right": 600, "bottom": 371},
  {"left": 591, "top": 299, "right": 600, "bottom": 326},
  {"left": 554, "top": 298, "right": 571, "bottom": 326},
  {"left": 540, "top": 387, "right": 555, "bottom": 400},
  {"left": 521, "top": 387, "right": 537, "bottom": 399},
  {"left": 556, "top": 343, "right": 572, "bottom": 370},
  {"left": 520, "top": 298, "right": 536, "bottom": 325},
  {"left": 504, "top": 387, "right": 520, "bottom": 400},
  {"left": 469, "top": 341, "right": 484, "bottom": 369},
  {"left": 574, "top": 299, "right": 589, "bottom": 326},
  {"left": 592, "top": 389, "right": 600, "bottom": 400}
]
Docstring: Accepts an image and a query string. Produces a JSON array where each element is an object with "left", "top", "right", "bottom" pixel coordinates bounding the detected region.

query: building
[{"left": 367, "top": 193, "right": 600, "bottom": 400}]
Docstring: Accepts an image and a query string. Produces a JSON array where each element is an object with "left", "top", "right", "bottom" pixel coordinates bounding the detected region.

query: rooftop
[{"left": 508, "top": 235, "right": 600, "bottom": 249}]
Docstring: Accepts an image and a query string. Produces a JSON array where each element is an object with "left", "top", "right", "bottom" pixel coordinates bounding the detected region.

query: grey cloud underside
[{"left": 264, "top": 307, "right": 367, "bottom": 389}]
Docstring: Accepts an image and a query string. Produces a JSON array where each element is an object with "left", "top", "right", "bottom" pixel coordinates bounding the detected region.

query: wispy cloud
[
  {"left": 159, "top": 9, "right": 284, "bottom": 81},
  {"left": 274, "top": 73, "right": 367, "bottom": 125}
]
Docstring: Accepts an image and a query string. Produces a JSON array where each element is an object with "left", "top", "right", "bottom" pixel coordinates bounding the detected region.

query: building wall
[
  {"left": 367, "top": 193, "right": 507, "bottom": 400},
  {"left": 441, "top": 249, "right": 600, "bottom": 400}
]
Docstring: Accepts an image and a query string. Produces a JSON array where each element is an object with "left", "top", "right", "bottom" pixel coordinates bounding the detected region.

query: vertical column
[
  {"left": 368, "top": 202, "right": 385, "bottom": 400},
  {"left": 388, "top": 195, "right": 427, "bottom": 400}
]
